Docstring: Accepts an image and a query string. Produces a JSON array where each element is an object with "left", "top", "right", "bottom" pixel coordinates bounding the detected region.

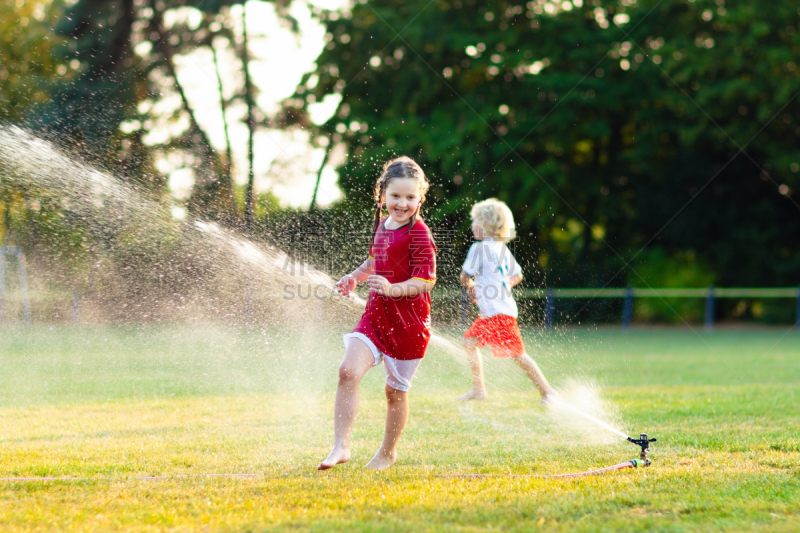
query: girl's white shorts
[{"left": 342, "top": 333, "right": 422, "bottom": 392}]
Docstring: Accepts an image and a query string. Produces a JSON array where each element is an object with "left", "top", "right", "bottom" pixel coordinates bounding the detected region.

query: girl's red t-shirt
[{"left": 353, "top": 217, "right": 437, "bottom": 360}]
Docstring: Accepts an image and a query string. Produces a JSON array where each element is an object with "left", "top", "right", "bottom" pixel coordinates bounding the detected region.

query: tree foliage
[
  {"left": 0, "top": 0, "right": 67, "bottom": 123},
  {"left": 38, "top": 0, "right": 297, "bottom": 217},
  {"left": 298, "top": 0, "right": 800, "bottom": 309}
]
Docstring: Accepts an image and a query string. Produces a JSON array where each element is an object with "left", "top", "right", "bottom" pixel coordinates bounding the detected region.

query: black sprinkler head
[{"left": 627, "top": 433, "right": 656, "bottom": 460}]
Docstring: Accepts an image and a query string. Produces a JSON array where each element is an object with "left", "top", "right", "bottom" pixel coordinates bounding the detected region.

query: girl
[
  {"left": 457, "top": 198, "right": 556, "bottom": 403},
  {"left": 318, "top": 156, "right": 436, "bottom": 471}
]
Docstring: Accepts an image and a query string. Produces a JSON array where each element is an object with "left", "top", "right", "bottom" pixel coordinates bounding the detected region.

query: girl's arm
[
  {"left": 367, "top": 275, "right": 435, "bottom": 297},
  {"left": 350, "top": 257, "right": 375, "bottom": 282},
  {"left": 336, "top": 258, "right": 375, "bottom": 296},
  {"left": 509, "top": 273, "right": 523, "bottom": 288}
]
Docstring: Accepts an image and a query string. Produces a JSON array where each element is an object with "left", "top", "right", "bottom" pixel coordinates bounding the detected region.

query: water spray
[
  {"left": 194, "top": 219, "right": 663, "bottom": 477},
  {"left": 549, "top": 395, "right": 656, "bottom": 466},
  {"left": 441, "top": 413, "right": 656, "bottom": 479}
]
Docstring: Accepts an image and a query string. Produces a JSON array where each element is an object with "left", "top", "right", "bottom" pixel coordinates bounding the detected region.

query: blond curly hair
[{"left": 470, "top": 198, "right": 516, "bottom": 242}]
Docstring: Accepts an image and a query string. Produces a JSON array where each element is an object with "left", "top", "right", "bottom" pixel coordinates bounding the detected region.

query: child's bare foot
[
  {"left": 317, "top": 447, "right": 351, "bottom": 470},
  {"left": 456, "top": 389, "right": 487, "bottom": 401},
  {"left": 365, "top": 449, "right": 396, "bottom": 470},
  {"left": 540, "top": 390, "right": 559, "bottom": 407}
]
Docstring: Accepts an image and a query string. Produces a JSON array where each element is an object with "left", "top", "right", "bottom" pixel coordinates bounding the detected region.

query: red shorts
[{"left": 463, "top": 314, "right": 525, "bottom": 358}]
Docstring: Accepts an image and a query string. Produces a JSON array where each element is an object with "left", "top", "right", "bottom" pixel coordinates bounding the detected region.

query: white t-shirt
[{"left": 462, "top": 239, "right": 522, "bottom": 318}]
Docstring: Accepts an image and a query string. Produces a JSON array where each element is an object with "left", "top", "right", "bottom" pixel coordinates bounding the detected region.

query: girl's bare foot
[
  {"left": 456, "top": 389, "right": 487, "bottom": 401},
  {"left": 317, "top": 447, "right": 351, "bottom": 470},
  {"left": 365, "top": 449, "right": 396, "bottom": 470}
]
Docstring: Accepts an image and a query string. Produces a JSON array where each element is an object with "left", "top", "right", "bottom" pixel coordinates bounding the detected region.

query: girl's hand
[
  {"left": 335, "top": 274, "right": 357, "bottom": 297},
  {"left": 366, "top": 275, "right": 393, "bottom": 296}
]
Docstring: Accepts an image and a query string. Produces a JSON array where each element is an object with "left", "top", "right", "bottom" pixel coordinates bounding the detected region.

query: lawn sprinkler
[
  {"left": 547, "top": 396, "right": 658, "bottom": 466},
  {"left": 440, "top": 431, "right": 658, "bottom": 479},
  {"left": 627, "top": 433, "right": 656, "bottom": 465},
  {"left": 439, "top": 422, "right": 657, "bottom": 479}
]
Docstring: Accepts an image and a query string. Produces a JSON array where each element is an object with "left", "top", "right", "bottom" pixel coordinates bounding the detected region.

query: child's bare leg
[
  {"left": 318, "top": 339, "right": 375, "bottom": 470},
  {"left": 456, "top": 336, "right": 487, "bottom": 401},
  {"left": 514, "top": 353, "right": 555, "bottom": 399},
  {"left": 366, "top": 385, "right": 409, "bottom": 470}
]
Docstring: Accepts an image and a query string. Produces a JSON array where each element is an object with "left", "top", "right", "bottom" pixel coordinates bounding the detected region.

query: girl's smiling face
[{"left": 384, "top": 178, "right": 422, "bottom": 227}]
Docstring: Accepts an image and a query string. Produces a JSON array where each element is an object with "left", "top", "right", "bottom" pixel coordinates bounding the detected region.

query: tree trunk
[
  {"left": 152, "top": 4, "right": 224, "bottom": 213},
  {"left": 241, "top": 1, "right": 257, "bottom": 226},
  {"left": 212, "top": 39, "right": 236, "bottom": 214},
  {"left": 309, "top": 136, "right": 333, "bottom": 212}
]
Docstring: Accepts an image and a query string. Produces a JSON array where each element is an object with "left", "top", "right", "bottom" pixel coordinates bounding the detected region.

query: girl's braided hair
[{"left": 371, "top": 156, "right": 430, "bottom": 241}]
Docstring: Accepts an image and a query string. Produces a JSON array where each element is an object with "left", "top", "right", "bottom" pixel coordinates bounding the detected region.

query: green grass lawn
[{"left": 1, "top": 324, "right": 799, "bottom": 532}]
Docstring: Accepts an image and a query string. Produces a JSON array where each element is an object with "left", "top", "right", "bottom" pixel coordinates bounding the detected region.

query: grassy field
[{"left": 1, "top": 324, "right": 799, "bottom": 532}]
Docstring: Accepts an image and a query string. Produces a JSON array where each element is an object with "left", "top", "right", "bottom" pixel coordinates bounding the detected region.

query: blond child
[{"left": 457, "top": 198, "right": 555, "bottom": 403}]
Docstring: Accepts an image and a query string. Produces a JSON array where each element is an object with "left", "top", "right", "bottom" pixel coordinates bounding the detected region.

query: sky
[{"left": 141, "top": 0, "right": 349, "bottom": 211}]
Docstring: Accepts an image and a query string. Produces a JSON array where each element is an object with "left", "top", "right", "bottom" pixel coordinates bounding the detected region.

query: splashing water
[
  {"left": 0, "top": 126, "right": 631, "bottom": 447},
  {"left": 0, "top": 125, "right": 356, "bottom": 326},
  {"left": 550, "top": 397, "right": 628, "bottom": 440},
  {"left": 197, "top": 219, "right": 483, "bottom": 367},
  {"left": 0, "top": 125, "right": 473, "bottom": 370},
  {"left": 545, "top": 380, "right": 629, "bottom": 443}
]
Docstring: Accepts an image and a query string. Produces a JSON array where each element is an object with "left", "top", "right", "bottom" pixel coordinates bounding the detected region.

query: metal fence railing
[
  {"left": 0, "top": 246, "right": 31, "bottom": 324},
  {"left": 432, "top": 287, "right": 800, "bottom": 330},
  {"left": 4, "top": 268, "right": 798, "bottom": 329}
]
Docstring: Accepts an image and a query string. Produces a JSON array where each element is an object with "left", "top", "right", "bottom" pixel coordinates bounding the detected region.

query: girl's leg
[
  {"left": 366, "top": 384, "right": 409, "bottom": 470},
  {"left": 317, "top": 338, "right": 375, "bottom": 470},
  {"left": 514, "top": 353, "right": 556, "bottom": 400},
  {"left": 456, "top": 336, "right": 487, "bottom": 401}
]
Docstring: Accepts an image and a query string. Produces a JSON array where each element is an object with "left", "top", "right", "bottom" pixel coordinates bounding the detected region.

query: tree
[
  {"left": 295, "top": 0, "right": 800, "bottom": 306},
  {"left": 41, "top": 0, "right": 299, "bottom": 219},
  {"left": 43, "top": 0, "right": 137, "bottom": 152},
  {"left": 0, "top": 0, "right": 66, "bottom": 124},
  {"left": 0, "top": 0, "right": 69, "bottom": 246}
]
